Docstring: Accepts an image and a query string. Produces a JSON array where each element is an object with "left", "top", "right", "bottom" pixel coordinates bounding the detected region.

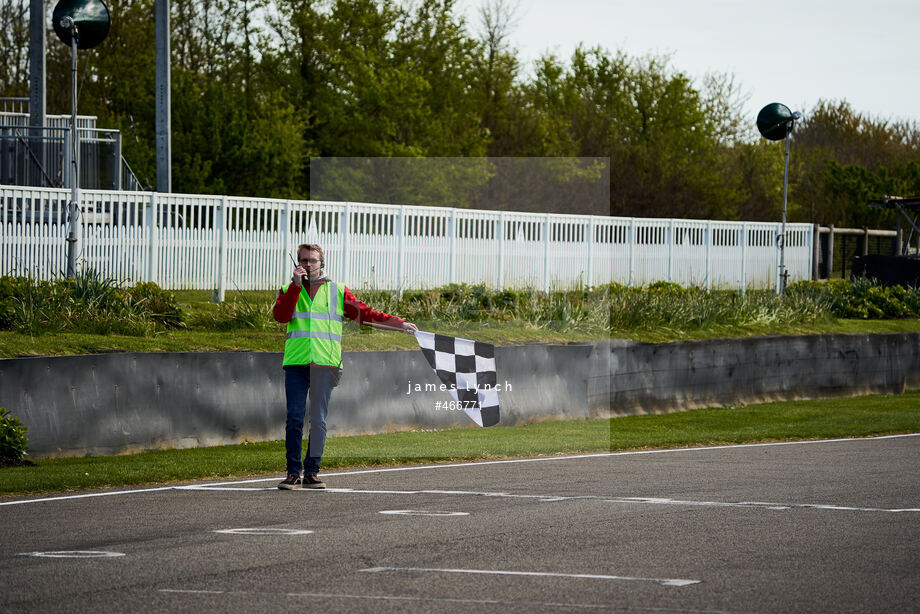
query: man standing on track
[{"left": 273, "top": 243, "right": 418, "bottom": 489}]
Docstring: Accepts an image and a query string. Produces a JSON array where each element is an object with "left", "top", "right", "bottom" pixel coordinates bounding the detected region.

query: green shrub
[
  {"left": 438, "top": 283, "right": 469, "bottom": 305},
  {"left": 0, "top": 276, "right": 33, "bottom": 329},
  {"left": 398, "top": 289, "right": 442, "bottom": 322},
  {"left": 6, "top": 272, "right": 920, "bottom": 340},
  {"left": 786, "top": 277, "right": 920, "bottom": 320},
  {"left": 0, "top": 407, "right": 29, "bottom": 466},
  {"left": 0, "top": 276, "right": 61, "bottom": 333},
  {"left": 124, "top": 282, "right": 186, "bottom": 328},
  {"left": 69, "top": 268, "right": 120, "bottom": 310},
  {"left": 0, "top": 274, "right": 189, "bottom": 334},
  {"left": 597, "top": 281, "right": 630, "bottom": 295},
  {"left": 646, "top": 280, "right": 688, "bottom": 296},
  {"left": 205, "top": 295, "right": 273, "bottom": 331},
  {"left": 890, "top": 284, "right": 920, "bottom": 314}
]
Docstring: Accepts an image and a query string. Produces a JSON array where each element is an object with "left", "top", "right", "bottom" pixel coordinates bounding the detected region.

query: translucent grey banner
[{"left": 309, "top": 157, "right": 610, "bottom": 216}]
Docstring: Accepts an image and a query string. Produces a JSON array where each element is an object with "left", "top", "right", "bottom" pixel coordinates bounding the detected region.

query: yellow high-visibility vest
[{"left": 281, "top": 281, "right": 344, "bottom": 367}]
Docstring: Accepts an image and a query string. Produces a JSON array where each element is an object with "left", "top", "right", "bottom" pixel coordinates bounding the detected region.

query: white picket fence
[{"left": 1, "top": 185, "right": 813, "bottom": 294}]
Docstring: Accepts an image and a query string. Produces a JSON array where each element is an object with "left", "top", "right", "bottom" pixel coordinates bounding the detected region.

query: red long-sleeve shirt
[{"left": 273, "top": 279, "right": 405, "bottom": 330}]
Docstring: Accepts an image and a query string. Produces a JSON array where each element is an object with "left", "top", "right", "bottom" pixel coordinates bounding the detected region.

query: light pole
[
  {"left": 51, "top": 0, "right": 110, "bottom": 277},
  {"left": 757, "top": 102, "right": 801, "bottom": 295}
]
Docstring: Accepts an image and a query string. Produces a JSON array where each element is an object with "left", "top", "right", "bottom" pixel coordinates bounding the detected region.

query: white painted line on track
[
  {"left": 158, "top": 588, "right": 739, "bottom": 611},
  {"left": 212, "top": 528, "right": 314, "bottom": 535},
  {"left": 162, "top": 589, "right": 226, "bottom": 594},
  {"left": 180, "top": 486, "right": 920, "bottom": 513},
  {"left": 360, "top": 566, "right": 700, "bottom": 587},
  {"left": 3, "top": 433, "right": 917, "bottom": 507},
  {"left": 18, "top": 550, "right": 125, "bottom": 558},
  {"left": 0, "top": 484, "right": 181, "bottom": 506},
  {"left": 182, "top": 432, "right": 920, "bottom": 488},
  {"left": 378, "top": 510, "right": 469, "bottom": 516},
  {"left": 620, "top": 497, "right": 920, "bottom": 513},
  {"left": 176, "top": 486, "right": 272, "bottom": 491}
]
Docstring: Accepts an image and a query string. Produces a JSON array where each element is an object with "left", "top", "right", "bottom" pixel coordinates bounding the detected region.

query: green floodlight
[
  {"left": 757, "top": 102, "right": 798, "bottom": 142},
  {"left": 757, "top": 102, "right": 801, "bottom": 296},
  {"left": 51, "top": 0, "right": 111, "bottom": 277},
  {"left": 52, "top": 0, "right": 110, "bottom": 49}
]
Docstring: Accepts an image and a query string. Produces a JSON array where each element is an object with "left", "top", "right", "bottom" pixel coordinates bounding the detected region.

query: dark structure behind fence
[{"left": 813, "top": 226, "right": 902, "bottom": 280}]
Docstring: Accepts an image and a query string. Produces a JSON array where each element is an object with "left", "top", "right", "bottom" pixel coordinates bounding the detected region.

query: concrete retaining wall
[
  {"left": 597, "top": 333, "right": 920, "bottom": 414},
  {"left": 1, "top": 333, "right": 918, "bottom": 458}
]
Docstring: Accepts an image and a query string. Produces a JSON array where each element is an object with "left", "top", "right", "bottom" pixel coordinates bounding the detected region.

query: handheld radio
[{"left": 289, "top": 253, "right": 307, "bottom": 286}]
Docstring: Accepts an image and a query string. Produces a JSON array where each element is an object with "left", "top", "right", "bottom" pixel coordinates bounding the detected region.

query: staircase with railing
[{"left": 0, "top": 98, "right": 148, "bottom": 191}]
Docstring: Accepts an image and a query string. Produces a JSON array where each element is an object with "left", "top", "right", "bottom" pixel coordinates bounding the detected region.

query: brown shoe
[
  {"left": 278, "top": 474, "right": 302, "bottom": 490},
  {"left": 303, "top": 474, "right": 326, "bottom": 489}
]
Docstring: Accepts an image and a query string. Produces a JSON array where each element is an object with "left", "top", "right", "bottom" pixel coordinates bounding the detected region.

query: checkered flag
[{"left": 414, "top": 331, "right": 501, "bottom": 427}]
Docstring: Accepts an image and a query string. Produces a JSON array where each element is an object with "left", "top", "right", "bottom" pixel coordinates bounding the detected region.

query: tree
[
  {"left": 791, "top": 100, "right": 920, "bottom": 226},
  {"left": 472, "top": 0, "right": 521, "bottom": 156},
  {"left": 512, "top": 48, "right": 744, "bottom": 218},
  {"left": 7, "top": 0, "right": 918, "bottom": 229},
  {"left": 0, "top": 0, "right": 30, "bottom": 98}
]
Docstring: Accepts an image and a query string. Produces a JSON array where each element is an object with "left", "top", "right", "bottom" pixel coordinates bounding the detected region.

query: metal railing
[
  {"left": 0, "top": 111, "right": 97, "bottom": 130},
  {"left": 0, "top": 111, "right": 145, "bottom": 192},
  {"left": 73, "top": 128, "right": 122, "bottom": 191},
  {"left": 0, "top": 126, "right": 127, "bottom": 191},
  {"left": 121, "top": 157, "right": 148, "bottom": 192},
  {"left": 1, "top": 185, "right": 815, "bottom": 295},
  {"left": 0, "top": 98, "right": 29, "bottom": 114},
  {"left": 0, "top": 126, "right": 66, "bottom": 188}
]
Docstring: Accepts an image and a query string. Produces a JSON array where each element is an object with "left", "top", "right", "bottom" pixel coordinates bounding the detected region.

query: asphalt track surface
[{"left": 2, "top": 434, "right": 919, "bottom": 613}]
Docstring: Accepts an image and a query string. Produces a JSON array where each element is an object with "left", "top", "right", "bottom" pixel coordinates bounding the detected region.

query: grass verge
[
  {"left": 3, "top": 318, "right": 920, "bottom": 358},
  {"left": 2, "top": 391, "right": 919, "bottom": 497}
]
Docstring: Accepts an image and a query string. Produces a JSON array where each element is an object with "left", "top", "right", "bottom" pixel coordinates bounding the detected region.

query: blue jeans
[{"left": 285, "top": 366, "right": 335, "bottom": 476}]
